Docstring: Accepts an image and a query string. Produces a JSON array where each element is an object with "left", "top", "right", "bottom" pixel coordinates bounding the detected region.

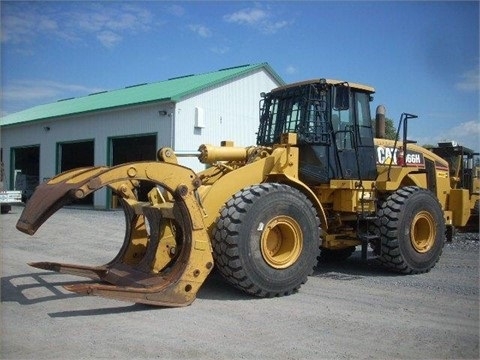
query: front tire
[
  {"left": 212, "top": 183, "right": 321, "bottom": 297},
  {"left": 376, "top": 186, "right": 445, "bottom": 274}
]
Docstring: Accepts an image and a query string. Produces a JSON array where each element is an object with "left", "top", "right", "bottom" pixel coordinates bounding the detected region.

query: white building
[{"left": 0, "top": 63, "right": 284, "bottom": 209}]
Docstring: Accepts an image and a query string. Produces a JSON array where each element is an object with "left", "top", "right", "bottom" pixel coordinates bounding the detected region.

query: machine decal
[
  {"left": 375, "top": 146, "right": 425, "bottom": 167},
  {"left": 434, "top": 161, "right": 449, "bottom": 172}
]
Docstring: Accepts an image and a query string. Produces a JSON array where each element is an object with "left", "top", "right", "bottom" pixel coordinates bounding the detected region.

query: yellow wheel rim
[
  {"left": 260, "top": 216, "right": 303, "bottom": 269},
  {"left": 410, "top": 211, "right": 436, "bottom": 253}
]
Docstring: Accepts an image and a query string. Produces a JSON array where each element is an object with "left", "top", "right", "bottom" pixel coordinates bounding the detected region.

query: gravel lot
[{"left": 1, "top": 205, "right": 479, "bottom": 360}]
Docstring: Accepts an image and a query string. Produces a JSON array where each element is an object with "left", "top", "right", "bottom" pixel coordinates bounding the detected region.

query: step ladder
[{"left": 356, "top": 185, "right": 381, "bottom": 261}]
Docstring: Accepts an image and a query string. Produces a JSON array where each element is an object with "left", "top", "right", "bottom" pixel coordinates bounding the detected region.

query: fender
[
  {"left": 198, "top": 145, "right": 327, "bottom": 235},
  {"left": 265, "top": 172, "right": 328, "bottom": 235}
]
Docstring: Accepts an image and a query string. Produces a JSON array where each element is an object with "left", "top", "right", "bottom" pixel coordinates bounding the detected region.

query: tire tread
[{"left": 212, "top": 183, "right": 320, "bottom": 297}]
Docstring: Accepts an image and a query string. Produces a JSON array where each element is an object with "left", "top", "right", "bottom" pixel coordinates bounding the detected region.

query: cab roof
[{"left": 272, "top": 78, "right": 375, "bottom": 94}]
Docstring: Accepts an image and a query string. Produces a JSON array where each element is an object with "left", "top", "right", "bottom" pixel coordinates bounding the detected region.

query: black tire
[
  {"left": 212, "top": 183, "right": 321, "bottom": 297},
  {"left": 1, "top": 205, "right": 11, "bottom": 214},
  {"left": 318, "top": 246, "right": 356, "bottom": 262},
  {"left": 445, "top": 225, "right": 456, "bottom": 242},
  {"left": 375, "top": 186, "right": 445, "bottom": 274},
  {"left": 465, "top": 200, "right": 479, "bottom": 232},
  {"left": 473, "top": 200, "right": 480, "bottom": 216}
]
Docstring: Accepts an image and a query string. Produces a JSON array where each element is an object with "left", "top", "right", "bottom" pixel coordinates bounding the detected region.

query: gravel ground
[{"left": 1, "top": 205, "right": 479, "bottom": 360}]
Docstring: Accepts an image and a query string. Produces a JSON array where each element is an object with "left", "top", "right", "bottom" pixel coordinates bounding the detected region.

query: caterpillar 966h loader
[{"left": 16, "top": 79, "right": 471, "bottom": 307}]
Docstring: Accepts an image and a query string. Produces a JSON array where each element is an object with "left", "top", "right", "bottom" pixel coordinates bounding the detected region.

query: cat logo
[
  {"left": 376, "top": 146, "right": 399, "bottom": 165},
  {"left": 376, "top": 146, "right": 425, "bottom": 166}
]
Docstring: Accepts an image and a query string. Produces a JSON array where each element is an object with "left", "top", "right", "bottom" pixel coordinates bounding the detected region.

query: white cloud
[
  {"left": 455, "top": 65, "right": 480, "bottom": 92},
  {"left": 223, "top": 6, "right": 291, "bottom": 34},
  {"left": 210, "top": 46, "right": 230, "bottom": 55},
  {"left": 263, "top": 20, "right": 289, "bottom": 34},
  {"left": 415, "top": 120, "right": 480, "bottom": 150},
  {"left": 449, "top": 120, "right": 480, "bottom": 138},
  {"left": 285, "top": 65, "right": 298, "bottom": 75},
  {"left": 1, "top": 79, "right": 104, "bottom": 104},
  {"left": 166, "top": 4, "right": 185, "bottom": 17},
  {"left": 97, "top": 31, "right": 123, "bottom": 48},
  {"left": 189, "top": 24, "right": 212, "bottom": 38},
  {"left": 1, "top": 3, "right": 153, "bottom": 49},
  {"left": 75, "top": 6, "right": 151, "bottom": 33},
  {"left": 38, "top": 18, "right": 59, "bottom": 32},
  {"left": 1, "top": 12, "right": 42, "bottom": 44},
  {"left": 69, "top": 4, "right": 152, "bottom": 46},
  {"left": 224, "top": 8, "right": 267, "bottom": 25}
]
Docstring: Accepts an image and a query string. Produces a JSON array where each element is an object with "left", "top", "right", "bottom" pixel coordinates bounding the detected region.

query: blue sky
[{"left": 1, "top": 1, "right": 479, "bottom": 150}]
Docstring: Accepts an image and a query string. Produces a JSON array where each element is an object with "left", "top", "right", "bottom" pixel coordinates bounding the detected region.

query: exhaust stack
[{"left": 375, "top": 105, "right": 386, "bottom": 139}]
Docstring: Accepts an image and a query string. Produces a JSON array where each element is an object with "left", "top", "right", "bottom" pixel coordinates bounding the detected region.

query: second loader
[
  {"left": 428, "top": 141, "right": 479, "bottom": 233},
  {"left": 16, "top": 79, "right": 471, "bottom": 307}
]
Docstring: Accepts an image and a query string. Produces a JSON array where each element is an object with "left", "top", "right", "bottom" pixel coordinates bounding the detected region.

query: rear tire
[
  {"left": 212, "top": 183, "right": 321, "bottom": 297},
  {"left": 375, "top": 186, "right": 445, "bottom": 274}
]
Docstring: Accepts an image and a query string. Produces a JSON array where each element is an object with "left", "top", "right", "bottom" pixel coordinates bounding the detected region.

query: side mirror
[{"left": 333, "top": 83, "right": 350, "bottom": 111}]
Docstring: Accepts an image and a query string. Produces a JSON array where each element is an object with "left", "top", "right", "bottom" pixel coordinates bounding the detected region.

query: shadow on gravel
[
  {"left": 197, "top": 252, "right": 401, "bottom": 302},
  {"left": 1, "top": 272, "right": 168, "bottom": 316},
  {"left": 1, "top": 272, "right": 86, "bottom": 305},
  {"left": 1, "top": 269, "right": 253, "bottom": 313},
  {"left": 196, "top": 270, "right": 253, "bottom": 302},
  {"left": 48, "top": 303, "right": 153, "bottom": 318},
  {"left": 312, "top": 251, "right": 398, "bottom": 279},
  {"left": 2, "top": 252, "right": 401, "bottom": 314},
  {"left": 46, "top": 270, "right": 257, "bottom": 317}
]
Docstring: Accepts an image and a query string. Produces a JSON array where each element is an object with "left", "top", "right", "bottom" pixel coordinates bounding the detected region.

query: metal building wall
[
  {"left": 1, "top": 68, "right": 281, "bottom": 208},
  {"left": 1, "top": 102, "right": 172, "bottom": 208},
  {"left": 173, "top": 69, "right": 280, "bottom": 170}
]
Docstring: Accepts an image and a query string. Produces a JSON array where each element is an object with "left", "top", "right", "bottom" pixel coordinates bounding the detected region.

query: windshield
[{"left": 257, "top": 82, "right": 330, "bottom": 146}]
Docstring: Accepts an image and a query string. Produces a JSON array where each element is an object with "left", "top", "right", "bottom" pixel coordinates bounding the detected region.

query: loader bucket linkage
[{"left": 16, "top": 162, "right": 214, "bottom": 307}]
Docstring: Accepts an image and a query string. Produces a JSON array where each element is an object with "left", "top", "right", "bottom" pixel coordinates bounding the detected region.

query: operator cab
[{"left": 257, "top": 79, "right": 377, "bottom": 184}]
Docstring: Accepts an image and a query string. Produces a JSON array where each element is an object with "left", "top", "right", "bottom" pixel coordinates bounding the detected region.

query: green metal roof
[{"left": 1, "top": 63, "right": 284, "bottom": 127}]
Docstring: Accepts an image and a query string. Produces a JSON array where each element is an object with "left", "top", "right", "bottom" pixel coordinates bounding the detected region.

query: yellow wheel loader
[
  {"left": 428, "top": 141, "right": 479, "bottom": 233},
  {"left": 16, "top": 79, "right": 471, "bottom": 307}
]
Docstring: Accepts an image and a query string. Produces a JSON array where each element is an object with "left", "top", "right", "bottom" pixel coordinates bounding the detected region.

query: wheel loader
[
  {"left": 428, "top": 141, "right": 479, "bottom": 233},
  {"left": 16, "top": 79, "right": 471, "bottom": 307}
]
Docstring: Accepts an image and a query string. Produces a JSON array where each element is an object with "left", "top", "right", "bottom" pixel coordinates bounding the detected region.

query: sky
[{"left": 1, "top": 1, "right": 479, "bottom": 150}]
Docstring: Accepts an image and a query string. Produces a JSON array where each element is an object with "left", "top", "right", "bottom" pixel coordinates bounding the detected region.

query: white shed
[{"left": 0, "top": 63, "right": 284, "bottom": 209}]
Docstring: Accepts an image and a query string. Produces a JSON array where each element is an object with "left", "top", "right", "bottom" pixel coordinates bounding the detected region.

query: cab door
[{"left": 332, "top": 89, "right": 377, "bottom": 181}]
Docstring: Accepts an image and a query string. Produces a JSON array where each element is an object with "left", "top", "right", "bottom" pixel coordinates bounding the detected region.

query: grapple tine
[
  {"left": 63, "top": 221, "right": 214, "bottom": 307},
  {"left": 26, "top": 200, "right": 146, "bottom": 281},
  {"left": 64, "top": 282, "right": 198, "bottom": 307},
  {"left": 106, "top": 199, "right": 149, "bottom": 267},
  {"left": 28, "top": 261, "right": 107, "bottom": 280},
  {"left": 16, "top": 167, "right": 108, "bottom": 235},
  {"left": 17, "top": 161, "right": 214, "bottom": 307},
  {"left": 135, "top": 206, "right": 165, "bottom": 273}
]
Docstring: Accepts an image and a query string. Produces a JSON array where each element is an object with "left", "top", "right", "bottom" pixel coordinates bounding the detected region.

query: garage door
[
  {"left": 109, "top": 134, "right": 157, "bottom": 207},
  {"left": 11, "top": 145, "right": 40, "bottom": 202},
  {"left": 57, "top": 140, "right": 95, "bottom": 205}
]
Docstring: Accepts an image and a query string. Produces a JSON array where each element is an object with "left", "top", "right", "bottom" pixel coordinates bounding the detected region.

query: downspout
[{"left": 169, "top": 109, "right": 175, "bottom": 150}]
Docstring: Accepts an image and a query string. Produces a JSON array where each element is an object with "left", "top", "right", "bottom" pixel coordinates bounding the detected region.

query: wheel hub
[
  {"left": 410, "top": 211, "right": 436, "bottom": 253},
  {"left": 260, "top": 216, "right": 303, "bottom": 269}
]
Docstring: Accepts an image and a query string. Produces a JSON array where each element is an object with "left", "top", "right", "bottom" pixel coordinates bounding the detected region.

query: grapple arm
[{"left": 16, "top": 162, "right": 213, "bottom": 307}]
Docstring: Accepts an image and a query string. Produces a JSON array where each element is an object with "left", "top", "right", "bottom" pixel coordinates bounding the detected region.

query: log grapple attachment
[{"left": 16, "top": 162, "right": 214, "bottom": 307}]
